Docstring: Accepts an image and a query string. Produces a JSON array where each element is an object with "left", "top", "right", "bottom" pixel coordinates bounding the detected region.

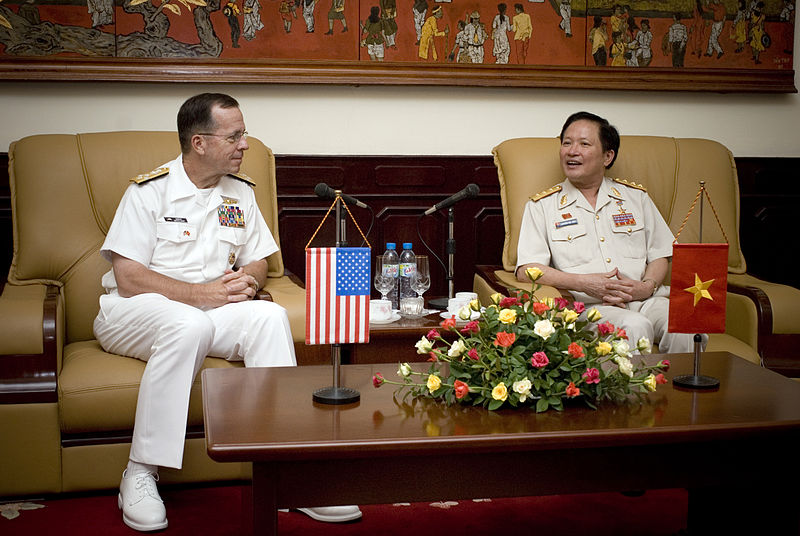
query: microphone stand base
[
  {"left": 313, "top": 386, "right": 361, "bottom": 405},
  {"left": 672, "top": 375, "right": 720, "bottom": 389},
  {"left": 427, "top": 297, "right": 448, "bottom": 310}
]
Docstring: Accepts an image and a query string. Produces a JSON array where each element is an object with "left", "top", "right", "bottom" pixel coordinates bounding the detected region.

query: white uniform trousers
[
  {"left": 592, "top": 293, "right": 702, "bottom": 354},
  {"left": 93, "top": 293, "right": 297, "bottom": 469}
]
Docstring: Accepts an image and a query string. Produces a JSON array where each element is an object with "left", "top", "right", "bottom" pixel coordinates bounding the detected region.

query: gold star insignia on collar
[{"left": 684, "top": 274, "right": 715, "bottom": 306}]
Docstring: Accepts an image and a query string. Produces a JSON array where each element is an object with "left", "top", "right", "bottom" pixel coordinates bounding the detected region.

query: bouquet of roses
[{"left": 373, "top": 268, "right": 670, "bottom": 412}]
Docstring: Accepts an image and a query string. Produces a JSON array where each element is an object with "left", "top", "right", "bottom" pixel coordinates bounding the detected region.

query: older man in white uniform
[
  {"left": 94, "top": 93, "right": 361, "bottom": 531},
  {"left": 515, "top": 111, "right": 698, "bottom": 354}
]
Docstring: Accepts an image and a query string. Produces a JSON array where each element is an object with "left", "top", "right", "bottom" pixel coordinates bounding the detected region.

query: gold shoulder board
[
  {"left": 530, "top": 184, "right": 562, "bottom": 202},
  {"left": 130, "top": 167, "right": 169, "bottom": 184},
  {"left": 229, "top": 172, "right": 256, "bottom": 186},
  {"left": 613, "top": 178, "right": 647, "bottom": 192}
]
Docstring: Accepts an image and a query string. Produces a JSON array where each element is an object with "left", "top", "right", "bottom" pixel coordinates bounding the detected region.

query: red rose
[
  {"left": 567, "top": 342, "right": 585, "bottom": 358},
  {"left": 428, "top": 352, "right": 439, "bottom": 362},
  {"left": 554, "top": 297, "right": 569, "bottom": 310},
  {"left": 440, "top": 317, "right": 457, "bottom": 330},
  {"left": 582, "top": 367, "right": 600, "bottom": 384},
  {"left": 655, "top": 373, "right": 668, "bottom": 384},
  {"left": 660, "top": 359, "right": 671, "bottom": 372},
  {"left": 573, "top": 301, "right": 586, "bottom": 313},
  {"left": 427, "top": 329, "right": 440, "bottom": 340},
  {"left": 598, "top": 321, "right": 616, "bottom": 336},
  {"left": 467, "top": 348, "right": 479, "bottom": 360},
  {"left": 494, "top": 331, "right": 516, "bottom": 348},
  {"left": 566, "top": 382, "right": 580, "bottom": 398},
  {"left": 499, "top": 296, "right": 520, "bottom": 308},
  {"left": 454, "top": 380, "right": 470, "bottom": 399},
  {"left": 372, "top": 373, "right": 385, "bottom": 388},
  {"left": 460, "top": 321, "right": 480, "bottom": 334},
  {"left": 532, "top": 302, "right": 550, "bottom": 315},
  {"left": 530, "top": 351, "right": 549, "bottom": 368},
  {"left": 615, "top": 328, "right": 628, "bottom": 340}
]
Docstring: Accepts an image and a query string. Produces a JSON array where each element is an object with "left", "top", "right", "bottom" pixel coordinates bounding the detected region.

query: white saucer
[
  {"left": 371, "top": 313, "right": 401, "bottom": 325},
  {"left": 439, "top": 311, "right": 480, "bottom": 322}
]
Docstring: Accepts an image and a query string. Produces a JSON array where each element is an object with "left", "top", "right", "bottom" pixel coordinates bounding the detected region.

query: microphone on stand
[
  {"left": 314, "top": 183, "right": 370, "bottom": 209},
  {"left": 424, "top": 184, "right": 480, "bottom": 216}
]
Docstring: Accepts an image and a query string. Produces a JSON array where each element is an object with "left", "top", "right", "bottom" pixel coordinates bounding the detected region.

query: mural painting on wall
[{"left": 0, "top": 0, "right": 794, "bottom": 69}]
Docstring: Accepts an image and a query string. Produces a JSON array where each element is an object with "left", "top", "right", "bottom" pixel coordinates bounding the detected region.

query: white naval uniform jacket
[
  {"left": 100, "top": 155, "right": 278, "bottom": 304},
  {"left": 516, "top": 177, "right": 674, "bottom": 305}
]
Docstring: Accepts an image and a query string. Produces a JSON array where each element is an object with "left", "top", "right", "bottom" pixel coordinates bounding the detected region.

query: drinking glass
[
  {"left": 411, "top": 255, "right": 430, "bottom": 299},
  {"left": 374, "top": 258, "right": 396, "bottom": 301}
]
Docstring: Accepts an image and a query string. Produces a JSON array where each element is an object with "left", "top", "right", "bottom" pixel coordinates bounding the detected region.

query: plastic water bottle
[
  {"left": 399, "top": 243, "right": 417, "bottom": 303},
  {"left": 382, "top": 243, "right": 400, "bottom": 309}
]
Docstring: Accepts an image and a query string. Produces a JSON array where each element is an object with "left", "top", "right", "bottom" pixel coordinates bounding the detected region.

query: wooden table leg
[{"left": 250, "top": 462, "right": 278, "bottom": 536}]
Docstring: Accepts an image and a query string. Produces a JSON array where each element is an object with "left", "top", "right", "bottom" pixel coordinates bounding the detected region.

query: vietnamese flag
[{"left": 668, "top": 243, "right": 728, "bottom": 334}]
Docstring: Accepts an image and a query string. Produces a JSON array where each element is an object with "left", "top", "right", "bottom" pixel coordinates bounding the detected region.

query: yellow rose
[
  {"left": 498, "top": 308, "right": 517, "bottom": 324},
  {"left": 596, "top": 341, "right": 612, "bottom": 356},
  {"left": 469, "top": 299, "right": 481, "bottom": 311},
  {"left": 490, "top": 293, "right": 504, "bottom": 305},
  {"left": 586, "top": 308, "right": 602, "bottom": 322},
  {"left": 543, "top": 297, "right": 555, "bottom": 309},
  {"left": 643, "top": 374, "right": 657, "bottom": 392},
  {"left": 427, "top": 374, "right": 442, "bottom": 393},
  {"left": 491, "top": 382, "right": 508, "bottom": 401},
  {"left": 525, "top": 266, "right": 544, "bottom": 282},
  {"left": 562, "top": 310, "right": 579, "bottom": 324}
]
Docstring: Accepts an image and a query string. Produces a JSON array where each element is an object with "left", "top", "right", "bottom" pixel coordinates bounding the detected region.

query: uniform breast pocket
[
  {"left": 550, "top": 224, "right": 592, "bottom": 268},
  {"left": 612, "top": 221, "right": 646, "bottom": 259},
  {"left": 218, "top": 227, "right": 248, "bottom": 267},
  {"left": 153, "top": 222, "right": 198, "bottom": 266}
]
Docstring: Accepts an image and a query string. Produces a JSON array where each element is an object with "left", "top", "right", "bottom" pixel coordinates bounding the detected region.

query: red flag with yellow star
[{"left": 668, "top": 243, "right": 728, "bottom": 333}]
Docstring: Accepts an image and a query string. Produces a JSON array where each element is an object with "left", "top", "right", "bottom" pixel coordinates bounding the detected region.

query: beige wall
[{"left": 1, "top": 22, "right": 798, "bottom": 157}]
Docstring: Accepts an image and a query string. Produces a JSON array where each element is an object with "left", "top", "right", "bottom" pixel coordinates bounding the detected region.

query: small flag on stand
[
  {"left": 668, "top": 243, "right": 728, "bottom": 334},
  {"left": 306, "top": 247, "right": 371, "bottom": 345}
]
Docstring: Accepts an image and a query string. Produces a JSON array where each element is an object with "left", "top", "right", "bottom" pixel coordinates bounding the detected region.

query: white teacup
[
  {"left": 400, "top": 297, "right": 424, "bottom": 316},
  {"left": 447, "top": 297, "right": 471, "bottom": 315},
  {"left": 455, "top": 291, "right": 478, "bottom": 301},
  {"left": 370, "top": 299, "right": 392, "bottom": 321}
]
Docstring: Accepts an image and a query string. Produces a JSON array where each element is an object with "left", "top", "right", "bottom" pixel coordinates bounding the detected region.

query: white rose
[
  {"left": 448, "top": 339, "right": 467, "bottom": 358},
  {"left": 637, "top": 337, "right": 652, "bottom": 355},
  {"left": 415, "top": 336, "right": 433, "bottom": 354},
  {"left": 512, "top": 379, "right": 532, "bottom": 402},
  {"left": 615, "top": 356, "right": 634, "bottom": 378},
  {"left": 533, "top": 319, "right": 555, "bottom": 340},
  {"left": 397, "top": 362, "right": 412, "bottom": 377},
  {"left": 458, "top": 305, "right": 473, "bottom": 321},
  {"left": 612, "top": 340, "right": 632, "bottom": 358}
]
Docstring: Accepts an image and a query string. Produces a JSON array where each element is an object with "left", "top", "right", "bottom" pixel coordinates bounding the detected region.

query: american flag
[{"left": 305, "top": 247, "right": 371, "bottom": 345}]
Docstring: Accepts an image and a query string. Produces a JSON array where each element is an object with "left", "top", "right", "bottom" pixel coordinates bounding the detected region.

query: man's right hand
[{"left": 578, "top": 268, "right": 625, "bottom": 303}]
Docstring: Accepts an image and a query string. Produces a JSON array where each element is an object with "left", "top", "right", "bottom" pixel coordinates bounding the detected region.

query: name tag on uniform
[
  {"left": 555, "top": 218, "right": 578, "bottom": 229},
  {"left": 164, "top": 217, "right": 188, "bottom": 223},
  {"left": 218, "top": 203, "right": 246, "bottom": 228},
  {"left": 613, "top": 212, "right": 636, "bottom": 227}
]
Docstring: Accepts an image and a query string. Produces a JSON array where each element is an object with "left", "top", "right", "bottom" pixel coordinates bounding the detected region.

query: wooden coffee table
[{"left": 203, "top": 352, "right": 800, "bottom": 535}]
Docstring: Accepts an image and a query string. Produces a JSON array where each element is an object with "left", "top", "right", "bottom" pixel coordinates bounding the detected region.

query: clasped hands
[
  {"left": 208, "top": 268, "right": 259, "bottom": 305},
  {"left": 582, "top": 268, "right": 652, "bottom": 307}
]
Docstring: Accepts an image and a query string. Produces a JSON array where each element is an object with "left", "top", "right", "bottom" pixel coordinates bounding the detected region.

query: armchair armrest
[{"left": 0, "top": 283, "right": 60, "bottom": 403}]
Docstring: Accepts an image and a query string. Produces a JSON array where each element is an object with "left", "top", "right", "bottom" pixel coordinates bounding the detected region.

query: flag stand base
[
  {"left": 313, "top": 386, "right": 361, "bottom": 405},
  {"left": 672, "top": 334, "right": 720, "bottom": 389}
]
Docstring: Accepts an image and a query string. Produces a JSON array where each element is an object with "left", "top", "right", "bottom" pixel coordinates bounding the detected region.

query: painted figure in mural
[
  {"left": 633, "top": 18, "right": 652, "bottom": 67},
  {"left": 223, "top": 0, "right": 242, "bottom": 48},
  {"left": 706, "top": 0, "right": 726, "bottom": 58},
  {"left": 243, "top": 0, "right": 265, "bottom": 40},
  {"left": 325, "top": 0, "right": 347, "bottom": 34},
  {"left": 780, "top": 0, "right": 794, "bottom": 54},
  {"left": 730, "top": 0, "right": 747, "bottom": 53},
  {"left": 418, "top": 5, "right": 448, "bottom": 60},
  {"left": 558, "top": 0, "right": 571, "bottom": 38},
  {"left": 588, "top": 15, "right": 607, "bottom": 65},
  {"left": 749, "top": 1, "right": 766, "bottom": 64},
  {"left": 413, "top": 0, "right": 428, "bottom": 44},
  {"left": 610, "top": 31, "right": 626, "bottom": 66},
  {"left": 609, "top": 5, "right": 624, "bottom": 42},
  {"left": 511, "top": 3, "right": 531, "bottom": 64},
  {"left": 667, "top": 12, "right": 688, "bottom": 67},
  {"left": 492, "top": 3, "right": 512, "bottom": 64},
  {"left": 362, "top": 6, "right": 387, "bottom": 60},
  {"left": 688, "top": 0, "right": 707, "bottom": 57},
  {"left": 87, "top": 0, "right": 113, "bottom": 28},
  {"left": 279, "top": 0, "right": 298, "bottom": 33},
  {"left": 464, "top": 11, "right": 489, "bottom": 63},
  {"left": 449, "top": 20, "right": 471, "bottom": 62},
  {"left": 379, "top": 0, "right": 398, "bottom": 48},
  {"left": 302, "top": 0, "right": 316, "bottom": 32}
]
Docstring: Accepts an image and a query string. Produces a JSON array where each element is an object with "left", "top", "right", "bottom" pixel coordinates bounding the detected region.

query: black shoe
[{"left": 717, "top": 51, "right": 724, "bottom": 59}]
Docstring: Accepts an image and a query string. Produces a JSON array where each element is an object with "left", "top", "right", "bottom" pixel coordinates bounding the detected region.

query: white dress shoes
[
  {"left": 118, "top": 469, "right": 168, "bottom": 532},
  {"left": 296, "top": 505, "right": 363, "bottom": 522}
]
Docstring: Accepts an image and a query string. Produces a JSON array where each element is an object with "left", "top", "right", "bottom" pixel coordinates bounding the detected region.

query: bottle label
[
  {"left": 383, "top": 265, "right": 399, "bottom": 278},
  {"left": 400, "top": 263, "right": 416, "bottom": 277}
]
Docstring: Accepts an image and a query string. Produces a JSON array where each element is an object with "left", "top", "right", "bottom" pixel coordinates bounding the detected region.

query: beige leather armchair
[
  {"left": 0, "top": 132, "right": 306, "bottom": 497},
  {"left": 474, "top": 136, "right": 800, "bottom": 368}
]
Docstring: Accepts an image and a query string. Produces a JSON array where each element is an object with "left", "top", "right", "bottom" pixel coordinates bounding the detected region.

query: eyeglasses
[{"left": 197, "top": 130, "right": 248, "bottom": 144}]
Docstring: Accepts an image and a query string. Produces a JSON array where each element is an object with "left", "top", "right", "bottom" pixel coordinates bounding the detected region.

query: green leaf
[
  {"left": 488, "top": 399, "right": 504, "bottom": 410},
  {"left": 536, "top": 398, "right": 549, "bottom": 412}
]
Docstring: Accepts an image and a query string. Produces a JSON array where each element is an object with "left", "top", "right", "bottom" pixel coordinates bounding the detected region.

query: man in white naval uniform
[
  {"left": 94, "top": 93, "right": 361, "bottom": 531},
  {"left": 515, "top": 111, "right": 699, "bottom": 354}
]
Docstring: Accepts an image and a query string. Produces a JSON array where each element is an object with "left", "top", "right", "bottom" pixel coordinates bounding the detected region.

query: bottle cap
[
  {"left": 403, "top": 242, "right": 413, "bottom": 249},
  {"left": 386, "top": 243, "right": 396, "bottom": 249}
]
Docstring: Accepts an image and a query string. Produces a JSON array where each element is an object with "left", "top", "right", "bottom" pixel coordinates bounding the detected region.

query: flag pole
[
  {"left": 673, "top": 181, "right": 720, "bottom": 389},
  {"left": 313, "top": 192, "right": 362, "bottom": 405}
]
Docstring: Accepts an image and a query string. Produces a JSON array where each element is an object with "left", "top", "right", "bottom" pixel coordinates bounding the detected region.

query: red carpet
[{"left": 2, "top": 484, "right": 688, "bottom": 535}]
